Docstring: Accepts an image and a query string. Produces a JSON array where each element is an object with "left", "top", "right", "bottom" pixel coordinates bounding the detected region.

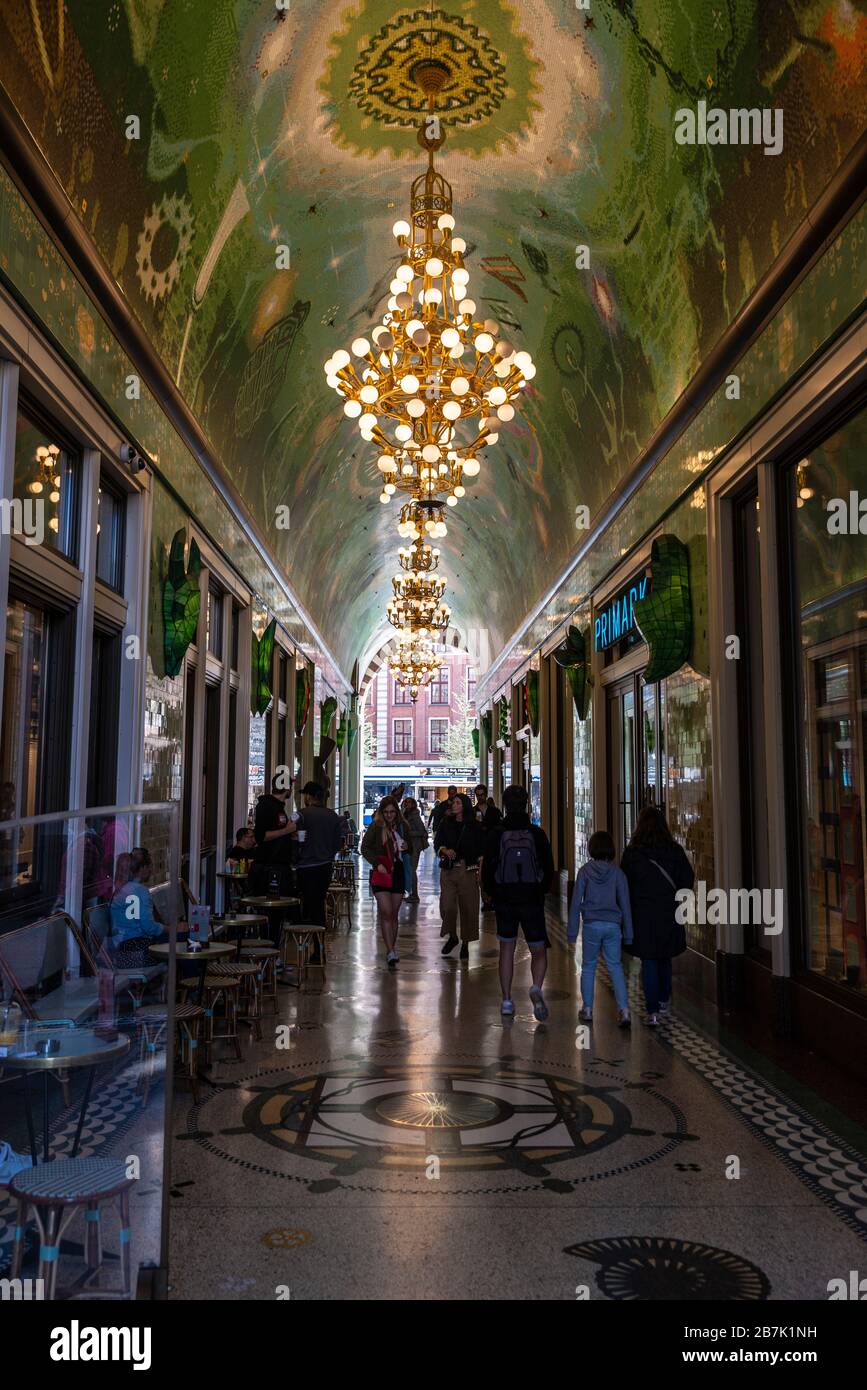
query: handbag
[{"left": 370, "top": 832, "right": 395, "bottom": 888}]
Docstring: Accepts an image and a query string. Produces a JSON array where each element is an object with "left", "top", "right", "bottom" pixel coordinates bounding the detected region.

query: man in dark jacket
[
  {"left": 482, "top": 784, "right": 555, "bottom": 1020},
  {"left": 295, "top": 782, "right": 345, "bottom": 959},
  {"left": 251, "top": 774, "right": 295, "bottom": 896},
  {"left": 429, "top": 786, "right": 458, "bottom": 835}
]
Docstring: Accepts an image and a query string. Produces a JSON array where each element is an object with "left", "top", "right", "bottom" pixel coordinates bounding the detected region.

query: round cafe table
[
  {"left": 211, "top": 913, "right": 268, "bottom": 960},
  {"left": 4, "top": 1027, "right": 130, "bottom": 1165},
  {"left": 241, "top": 895, "right": 301, "bottom": 969},
  {"left": 148, "top": 939, "right": 234, "bottom": 1003}
]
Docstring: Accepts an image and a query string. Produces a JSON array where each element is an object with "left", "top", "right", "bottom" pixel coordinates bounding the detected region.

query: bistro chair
[{"left": 9, "top": 1156, "right": 135, "bottom": 1300}]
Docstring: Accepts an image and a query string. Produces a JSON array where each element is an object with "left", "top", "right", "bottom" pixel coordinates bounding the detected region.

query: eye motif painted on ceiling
[
  {"left": 350, "top": 9, "right": 506, "bottom": 128},
  {"left": 135, "top": 193, "right": 195, "bottom": 306}
]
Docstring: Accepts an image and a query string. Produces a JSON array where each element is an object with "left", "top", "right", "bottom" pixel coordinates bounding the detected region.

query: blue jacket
[{"left": 568, "top": 860, "right": 633, "bottom": 943}]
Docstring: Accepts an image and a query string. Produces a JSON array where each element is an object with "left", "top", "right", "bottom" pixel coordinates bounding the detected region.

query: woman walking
[
  {"left": 620, "top": 805, "right": 695, "bottom": 1026},
  {"left": 401, "top": 796, "right": 428, "bottom": 903},
  {"left": 361, "top": 796, "right": 408, "bottom": 968},
  {"left": 435, "top": 792, "right": 485, "bottom": 960}
]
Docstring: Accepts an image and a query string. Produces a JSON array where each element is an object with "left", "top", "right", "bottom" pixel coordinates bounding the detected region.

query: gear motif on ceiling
[
  {"left": 349, "top": 9, "right": 507, "bottom": 128},
  {"left": 135, "top": 193, "right": 195, "bottom": 305}
]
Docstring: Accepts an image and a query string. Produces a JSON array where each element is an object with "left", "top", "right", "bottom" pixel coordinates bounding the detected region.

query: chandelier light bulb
[
  {"left": 422, "top": 444, "right": 441, "bottom": 462},
  {"left": 406, "top": 319, "right": 423, "bottom": 337},
  {"left": 448, "top": 344, "right": 465, "bottom": 359},
  {"left": 474, "top": 333, "right": 494, "bottom": 353},
  {"left": 378, "top": 455, "right": 397, "bottom": 473},
  {"left": 488, "top": 386, "right": 507, "bottom": 406},
  {"left": 396, "top": 264, "right": 414, "bottom": 283},
  {"left": 451, "top": 377, "right": 469, "bottom": 396},
  {"left": 454, "top": 485, "right": 465, "bottom": 497},
  {"left": 331, "top": 349, "right": 350, "bottom": 370},
  {"left": 360, "top": 385, "right": 379, "bottom": 404},
  {"left": 400, "top": 375, "right": 419, "bottom": 395},
  {"left": 437, "top": 214, "right": 455, "bottom": 231},
  {"left": 344, "top": 400, "right": 362, "bottom": 418},
  {"left": 424, "top": 288, "right": 442, "bottom": 305},
  {"left": 384, "top": 483, "right": 395, "bottom": 495},
  {"left": 442, "top": 400, "right": 461, "bottom": 421},
  {"left": 440, "top": 327, "right": 460, "bottom": 349},
  {"left": 463, "top": 458, "right": 480, "bottom": 476},
  {"left": 425, "top": 257, "right": 444, "bottom": 277},
  {"left": 392, "top": 220, "right": 411, "bottom": 239},
  {"left": 402, "top": 462, "right": 414, "bottom": 476},
  {"left": 458, "top": 298, "right": 476, "bottom": 316},
  {"left": 522, "top": 363, "right": 537, "bottom": 380},
  {"left": 351, "top": 338, "right": 370, "bottom": 357},
  {"left": 451, "top": 236, "right": 466, "bottom": 253},
  {"left": 380, "top": 492, "right": 390, "bottom": 504},
  {"left": 497, "top": 403, "right": 515, "bottom": 421},
  {"left": 395, "top": 424, "right": 413, "bottom": 441},
  {"left": 446, "top": 494, "right": 457, "bottom": 507},
  {"left": 514, "top": 351, "right": 532, "bottom": 370},
  {"left": 407, "top": 398, "right": 426, "bottom": 418}
]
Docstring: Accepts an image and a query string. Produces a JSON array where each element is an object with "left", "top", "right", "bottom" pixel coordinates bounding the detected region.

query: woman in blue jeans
[
  {"left": 568, "top": 831, "right": 633, "bottom": 1029},
  {"left": 620, "top": 805, "right": 695, "bottom": 1026}
]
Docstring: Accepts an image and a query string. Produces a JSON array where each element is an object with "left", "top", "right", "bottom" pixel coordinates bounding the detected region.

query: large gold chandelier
[{"left": 325, "top": 64, "right": 537, "bottom": 701}]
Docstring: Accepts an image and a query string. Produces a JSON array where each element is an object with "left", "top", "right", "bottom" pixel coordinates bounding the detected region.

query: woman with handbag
[
  {"left": 361, "top": 797, "right": 409, "bottom": 968},
  {"left": 620, "top": 805, "right": 695, "bottom": 1026}
]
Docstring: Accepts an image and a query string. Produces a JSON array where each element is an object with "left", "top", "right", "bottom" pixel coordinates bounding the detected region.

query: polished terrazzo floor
[{"left": 167, "top": 854, "right": 867, "bottom": 1301}]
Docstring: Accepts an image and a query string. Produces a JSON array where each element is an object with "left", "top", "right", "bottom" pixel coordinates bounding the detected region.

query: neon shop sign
[{"left": 594, "top": 574, "right": 652, "bottom": 652}]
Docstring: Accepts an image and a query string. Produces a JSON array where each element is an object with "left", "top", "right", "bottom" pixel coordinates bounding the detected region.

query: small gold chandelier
[{"left": 389, "top": 634, "right": 442, "bottom": 699}]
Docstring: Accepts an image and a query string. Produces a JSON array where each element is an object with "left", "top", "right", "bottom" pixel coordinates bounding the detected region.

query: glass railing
[{"left": 0, "top": 802, "right": 180, "bottom": 1301}]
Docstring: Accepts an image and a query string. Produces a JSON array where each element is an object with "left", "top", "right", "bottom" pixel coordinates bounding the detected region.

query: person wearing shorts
[{"left": 481, "top": 784, "right": 555, "bottom": 1019}]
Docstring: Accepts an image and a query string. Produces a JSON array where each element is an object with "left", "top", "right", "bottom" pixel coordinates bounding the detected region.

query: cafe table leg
[
  {"left": 42, "top": 1071, "right": 51, "bottom": 1164},
  {"left": 71, "top": 1066, "right": 96, "bottom": 1158},
  {"left": 22, "top": 1072, "right": 38, "bottom": 1166}
]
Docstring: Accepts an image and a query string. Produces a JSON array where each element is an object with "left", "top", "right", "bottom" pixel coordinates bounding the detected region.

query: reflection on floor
[{"left": 167, "top": 854, "right": 867, "bottom": 1302}]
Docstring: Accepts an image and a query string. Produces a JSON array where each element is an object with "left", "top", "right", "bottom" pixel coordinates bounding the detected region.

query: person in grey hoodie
[{"left": 568, "top": 830, "right": 633, "bottom": 1028}]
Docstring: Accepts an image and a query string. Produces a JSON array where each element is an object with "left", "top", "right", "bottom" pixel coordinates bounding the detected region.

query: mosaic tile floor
[{"left": 165, "top": 855, "right": 867, "bottom": 1302}]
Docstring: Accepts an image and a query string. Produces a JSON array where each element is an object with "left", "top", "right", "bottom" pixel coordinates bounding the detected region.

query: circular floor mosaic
[{"left": 183, "top": 1056, "right": 692, "bottom": 1194}]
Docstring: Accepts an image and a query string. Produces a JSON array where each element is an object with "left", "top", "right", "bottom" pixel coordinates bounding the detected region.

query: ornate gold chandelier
[{"left": 325, "top": 63, "right": 537, "bottom": 701}]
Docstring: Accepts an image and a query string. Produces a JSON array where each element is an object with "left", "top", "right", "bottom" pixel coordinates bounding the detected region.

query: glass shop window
[
  {"left": 788, "top": 411, "right": 867, "bottom": 998},
  {"left": 206, "top": 584, "right": 224, "bottom": 660},
  {"left": 429, "top": 666, "right": 449, "bottom": 705},
  {"left": 95, "top": 475, "right": 126, "bottom": 591},
  {"left": 429, "top": 718, "right": 448, "bottom": 755},
  {"left": 13, "top": 405, "right": 79, "bottom": 562}
]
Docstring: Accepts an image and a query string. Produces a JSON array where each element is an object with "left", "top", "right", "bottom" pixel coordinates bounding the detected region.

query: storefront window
[
  {"left": 95, "top": 477, "right": 125, "bottom": 591},
  {"left": 791, "top": 414, "right": 867, "bottom": 996},
  {"left": 573, "top": 699, "right": 592, "bottom": 870},
  {"left": 530, "top": 731, "right": 541, "bottom": 824},
  {"left": 13, "top": 407, "right": 78, "bottom": 561},
  {"left": 0, "top": 601, "right": 45, "bottom": 891}
]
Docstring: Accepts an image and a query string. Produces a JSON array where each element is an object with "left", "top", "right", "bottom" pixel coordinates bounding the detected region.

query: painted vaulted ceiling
[{"left": 0, "top": 1, "right": 865, "bottom": 678}]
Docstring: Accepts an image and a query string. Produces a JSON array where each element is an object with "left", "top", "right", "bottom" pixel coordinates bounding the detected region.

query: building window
[
  {"left": 393, "top": 680, "right": 411, "bottom": 705},
  {"left": 86, "top": 630, "right": 121, "bottom": 806},
  {"left": 13, "top": 404, "right": 79, "bottom": 561},
  {"left": 95, "top": 476, "right": 125, "bottom": 591},
  {"left": 206, "top": 584, "right": 224, "bottom": 660},
  {"left": 429, "top": 665, "right": 449, "bottom": 704},
  {"left": 467, "top": 666, "right": 477, "bottom": 704},
  {"left": 429, "top": 718, "right": 448, "bottom": 755},
  {"left": 393, "top": 719, "right": 413, "bottom": 754},
  {"left": 786, "top": 412, "right": 867, "bottom": 999}
]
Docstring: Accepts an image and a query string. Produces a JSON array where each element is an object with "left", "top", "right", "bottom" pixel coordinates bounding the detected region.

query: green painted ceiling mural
[{"left": 0, "top": 0, "right": 865, "bottom": 677}]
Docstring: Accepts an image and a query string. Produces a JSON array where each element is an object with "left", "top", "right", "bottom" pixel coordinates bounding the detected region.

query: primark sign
[{"left": 594, "top": 574, "right": 652, "bottom": 652}]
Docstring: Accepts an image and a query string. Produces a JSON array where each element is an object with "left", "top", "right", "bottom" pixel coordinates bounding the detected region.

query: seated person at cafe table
[
  {"left": 226, "top": 825, "right": 256, "bottom": 871},
  {"left": 108, "top": 846, "right": 168, "bottom": 965}
]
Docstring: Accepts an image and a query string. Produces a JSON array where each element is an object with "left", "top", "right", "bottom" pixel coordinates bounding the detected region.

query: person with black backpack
[
  {"left": 620, "top": 804, "right": 695, "bottom": 1026},
  {"left": 481, "top": 784, "right": 555, "bottom": 1019}
]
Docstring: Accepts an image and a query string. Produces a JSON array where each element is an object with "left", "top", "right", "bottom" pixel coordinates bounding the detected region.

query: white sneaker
[
  {"left": 386, "top": 950, "right": 398, "bottom": 966},
  {"left": 529, "top": 986, "right": 549, "bottom": 1022},
  {"left": 501, "top": 998, "right": 515, "bottom": 1016}
]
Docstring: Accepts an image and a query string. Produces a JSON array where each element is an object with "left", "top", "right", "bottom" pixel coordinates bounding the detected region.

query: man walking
[
  {"left": 428, "top": 785, "right": 457, "bottom": 836},
  {"left": 294, "top": 781, "right": 345, "bottom": 962},
  {"left": 473, "top": 784, "right": 501, "bottom": 912},
  {"left": 481, "top": 784, "right": 555, "bottom": 1020}
]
